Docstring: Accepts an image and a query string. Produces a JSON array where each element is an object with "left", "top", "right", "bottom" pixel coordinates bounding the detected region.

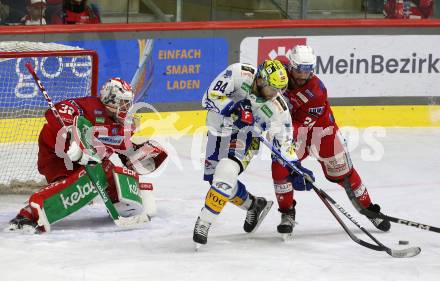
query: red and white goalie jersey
[{"left": 38, "top": 96, "right": 166, "bottom": 183}]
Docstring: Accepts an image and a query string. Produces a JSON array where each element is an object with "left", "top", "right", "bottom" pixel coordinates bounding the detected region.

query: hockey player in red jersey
[
  {"left": 384, "top": 0, "right": 433, "bottom": 19},
  {"left": 271, "top": 45, "right": 391, "bottom": 236},
  {"left": 8, "top": 78, "right": 167, "bottom": 233},
  {"left": 51, "top": 0, "right": 101, "bottom": 24}
]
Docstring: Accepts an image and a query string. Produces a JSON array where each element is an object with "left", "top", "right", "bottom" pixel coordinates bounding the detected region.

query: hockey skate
[
  {"left": 243, "top": 196, "right": 274, "bottom": 233},
  {"left": 193, "top": 216, "right": 212, "bottom": 249},
  {"left": 277, "top": 208, "right": 296, "bottom": 241},
  {"left": 365, "top": 203, "right": 391, "bottom": 232},
  {"left": 7, "top": 215, "right": 43, "bottom": 234}
]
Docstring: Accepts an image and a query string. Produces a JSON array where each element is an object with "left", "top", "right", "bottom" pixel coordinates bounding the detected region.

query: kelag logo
[{"left": 257, "top": 38, "right": 306, "bottom": 65}]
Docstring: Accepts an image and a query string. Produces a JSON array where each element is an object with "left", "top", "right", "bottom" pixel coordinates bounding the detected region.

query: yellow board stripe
[
  {"left": 332, "top": 105, "right": 440, "bottom": 128},
  {"left": 134, "top": 105, "right": 440, "bottom": 136},
  {"left": 1, "top": 105, "right": 440, "bottom": 143},
  {"left": 0, "top": 117, "right": 46, "bottom": 143}
]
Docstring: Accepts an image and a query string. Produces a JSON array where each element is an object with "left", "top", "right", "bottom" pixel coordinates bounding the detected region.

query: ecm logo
[{"left": 15, "top": 56, "right": 92, "bottom": 98}]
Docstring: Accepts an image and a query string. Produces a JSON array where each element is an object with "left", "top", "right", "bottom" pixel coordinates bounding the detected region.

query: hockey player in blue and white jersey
[{"left": 193, "top": 60, "right": 314, "bottom": 246}]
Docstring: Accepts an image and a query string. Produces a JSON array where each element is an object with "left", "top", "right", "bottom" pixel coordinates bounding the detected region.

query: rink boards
[{"left": 1, "top": 104, "right": 440, "bottom": 143}]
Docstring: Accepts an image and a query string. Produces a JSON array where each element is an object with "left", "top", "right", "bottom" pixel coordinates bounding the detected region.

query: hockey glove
[
  {"left": 288, "top": 163, "right": 315, "bottom": 191},
  {"left": 231, "top": 99, "right": 254, "bottom": 129},
  {"left": 66, "top": 120, "right": 102, "bottom": 165},
  {"left": 272, "top": 140, "right": 314, "bottom": 191},
  {"left": 67, "top": 139, "right": 96, "bottom": 165}
]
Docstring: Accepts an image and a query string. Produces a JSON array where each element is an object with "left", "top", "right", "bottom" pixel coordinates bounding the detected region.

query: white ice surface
[{"left": 1, "top": 128, "right": 440, "bottom": 281}]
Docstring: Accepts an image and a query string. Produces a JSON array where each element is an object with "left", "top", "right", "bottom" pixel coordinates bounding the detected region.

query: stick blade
[{"left": 387, "top": 246, "right": 421, "bottom": 258}]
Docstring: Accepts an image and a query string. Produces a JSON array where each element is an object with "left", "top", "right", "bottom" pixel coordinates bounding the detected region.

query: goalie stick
[
  {"left": 25, "top": 62, "right": 148, "bottom": 228},
  {"left": 342, "top": 177, "right": 440, "bottom": 234},
  {"left": 258, "top": 135, "right": 421, "bottom": 258}
]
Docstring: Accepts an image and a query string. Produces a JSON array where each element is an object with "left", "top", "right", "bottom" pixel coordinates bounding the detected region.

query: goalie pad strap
[{"left": 139, "top": 182, "right": 153, "bottom": 191}]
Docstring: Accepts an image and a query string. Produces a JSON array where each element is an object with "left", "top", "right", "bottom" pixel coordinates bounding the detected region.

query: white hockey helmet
[
  {"left": 100, "top": 77, "right": 134, "bottom": 122},
  {"left": 287, "top": 45, "right": 316, "bottom": 73}
]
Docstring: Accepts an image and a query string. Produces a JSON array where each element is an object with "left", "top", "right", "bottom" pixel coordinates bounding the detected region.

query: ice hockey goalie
[{"left": 7, "top": 78, "right": 167, "bottom": 233}]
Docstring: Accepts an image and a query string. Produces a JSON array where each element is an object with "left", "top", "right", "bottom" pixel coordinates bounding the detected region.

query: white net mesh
[
  {"left": 0, "top": 41, "right": 84, "bottom": 53},
  {"left": 0, "top": 41, "right": 97, "bottom": 192}
]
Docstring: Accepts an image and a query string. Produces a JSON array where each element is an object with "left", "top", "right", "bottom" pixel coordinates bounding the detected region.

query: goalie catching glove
[{"left": 120, "top": 138, "right": 168, "bottom": 175}]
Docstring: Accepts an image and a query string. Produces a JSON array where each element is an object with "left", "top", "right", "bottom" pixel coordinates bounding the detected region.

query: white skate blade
[
  {"left": 194, "top": 242, "right": 203, "bottom": 252},
  {"left": 281, "top": 233, "right": 294, "bottom": 242},
  {"left": 249, "top": 200, "right": 274, "bottom": 234},
  {"left": 5, "top": 224, "right": 40, "bottom": 234}
]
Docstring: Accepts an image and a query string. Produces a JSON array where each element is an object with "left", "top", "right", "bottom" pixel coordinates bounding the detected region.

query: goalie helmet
[
  {"left": 256, "top": 60, "right": 288, "bottom": 99},
  {"left": 287, "top": 45, "right": 316, "bottom": 73},
  {"left": 100, "top": 78, "right": 134, "bottom": 122}
]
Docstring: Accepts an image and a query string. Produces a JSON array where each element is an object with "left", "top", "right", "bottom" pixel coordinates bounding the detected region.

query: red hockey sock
[
  {"left": 18, "top": 205, "right": 35, "bottom": 221},
  {"left": 337, "top": 169, "right": 372, "bottom": 208},
  {"left": 274, "top": 181, "right": 294, "bottom": 211},
  {"left": 272, "top": 161, "right": 295, "bottom": 210}
]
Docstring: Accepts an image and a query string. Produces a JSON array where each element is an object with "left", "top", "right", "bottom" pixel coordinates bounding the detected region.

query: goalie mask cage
[{"left": 0, "top": 41, "right": 98, "bottom": 193}]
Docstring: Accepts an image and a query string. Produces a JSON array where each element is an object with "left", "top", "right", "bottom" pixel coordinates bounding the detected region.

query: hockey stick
[
  {"left": 25, "top": 62, "right": 148, "bottom": 228},
  {"left": 258, "top": 135, "right": 421, "bottom": 258},
  {"left": 131, "top": 39, "right": 154, "bottom": 103},
  {"left": 342, "top": 177, "right": 440, "bottom": 234}
]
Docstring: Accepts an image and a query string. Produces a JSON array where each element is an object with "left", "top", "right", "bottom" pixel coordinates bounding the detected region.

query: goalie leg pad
[
  {"left": 111, "top": 166, "right": 144, "bottom": 217},
  {"left": 139, "top": 182, "right": 157, "bottom": 217},
  {"left": 29, "top": 168, "right": 99, "bottom": 228}
]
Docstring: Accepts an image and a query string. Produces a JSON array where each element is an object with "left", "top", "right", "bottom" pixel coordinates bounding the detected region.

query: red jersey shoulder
[
  {"left": 302, "top": 75, "right": 327, "bottom": 103},
  {"left": 72, "top": 97, "right": 105, "bottom": 117},
  {"left": 45, "top": 99, "right": 80, "bottom": 127},
  {"left": 44, "top": 97, "right": 105, "bottom": 128},
  {"left": 297, "top": 75, "right": 328, "bottom": 117},
  {"left": 285, "top": 75, "right": 327, "bottom": 109}
]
